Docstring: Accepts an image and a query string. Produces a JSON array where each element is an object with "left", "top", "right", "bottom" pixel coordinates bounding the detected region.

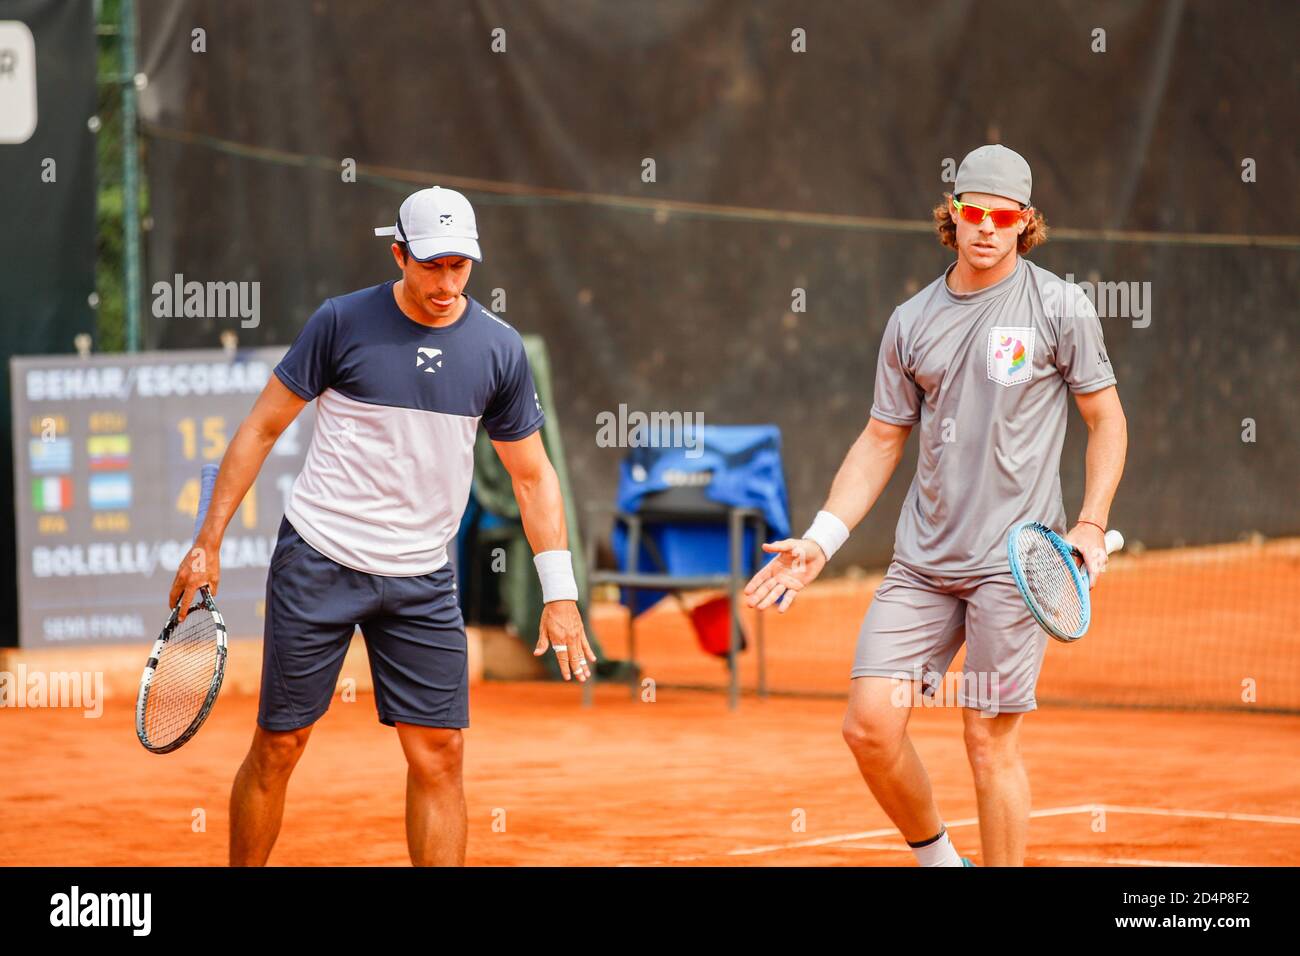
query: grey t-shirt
[{"left": 870, "top": 256, "right": 1116, "bottom": 574}]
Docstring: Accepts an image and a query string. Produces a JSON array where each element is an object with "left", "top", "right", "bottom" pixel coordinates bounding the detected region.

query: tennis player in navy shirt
[{"left": 167, "top": 186, "right": 595, "bottom": 866}]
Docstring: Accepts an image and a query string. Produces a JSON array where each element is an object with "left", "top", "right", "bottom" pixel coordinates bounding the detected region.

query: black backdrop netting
[
  {"left": 134, "top": 0, "right": 1300, "bottom": 567},
  {"left": 0, "top": 0, "right": 97, "bottom": 644}
]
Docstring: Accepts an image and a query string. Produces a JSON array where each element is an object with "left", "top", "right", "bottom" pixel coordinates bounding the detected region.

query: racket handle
[
  {"left": 1104, "top": 529, "right": 1125, "bottom": 555},
  {"left": 193, "top": 464, "right": 219, "bottom": 541}
]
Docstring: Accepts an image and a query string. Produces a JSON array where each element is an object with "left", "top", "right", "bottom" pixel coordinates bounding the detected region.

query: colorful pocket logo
[{"left": 986, "top": 326, "right": 1036, "bottom": 387}]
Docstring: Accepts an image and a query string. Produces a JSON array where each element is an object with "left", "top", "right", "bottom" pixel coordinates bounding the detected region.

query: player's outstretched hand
[
  {"left": 534, "top": 600, "right": 597, "bottom": 682},
  {"left": 744, "top": 538, "right": 827, "bottom": 613},
  {"left": 167, "top": 541, "right": 221, "bottom": 622}
]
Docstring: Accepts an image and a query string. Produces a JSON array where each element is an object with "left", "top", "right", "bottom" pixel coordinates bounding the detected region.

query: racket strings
[
  {"left": 142, "top": 610, "right": 221, "bottom": 748},
  {"left": 1017, "top": 528, "right": 1085, "bottom": 634}
]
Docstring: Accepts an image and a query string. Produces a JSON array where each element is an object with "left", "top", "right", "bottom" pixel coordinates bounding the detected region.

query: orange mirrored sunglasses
[{"left": 951, "top": 198, "right": 1031, "bottom": 228}]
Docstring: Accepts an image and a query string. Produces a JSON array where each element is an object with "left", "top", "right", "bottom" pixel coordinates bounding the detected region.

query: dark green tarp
[{"left": 467, "top": 335, "right": 601, "bottom": 676}]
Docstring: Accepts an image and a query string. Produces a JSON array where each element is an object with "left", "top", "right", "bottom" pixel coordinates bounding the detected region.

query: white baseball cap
[{"left": 374, "top": 186, "right": 482, "bottom": 262}]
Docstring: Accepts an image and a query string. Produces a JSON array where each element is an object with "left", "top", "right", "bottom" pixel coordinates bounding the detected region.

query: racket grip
[
  {"left": 193, "top": 464, "right": 219, "bottom": 541},
  {"left": 1104, "top": 529, "right": 1125, "bottom": 555}
]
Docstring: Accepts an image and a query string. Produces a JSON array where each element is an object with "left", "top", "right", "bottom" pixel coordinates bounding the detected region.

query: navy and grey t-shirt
[{"left": 274, "top": 282, "right": 544, "bottom": 575}]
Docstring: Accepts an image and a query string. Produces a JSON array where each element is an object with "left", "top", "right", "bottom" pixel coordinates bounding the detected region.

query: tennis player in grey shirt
[{"left": 745, "top": 145, "right": 1128, "bottom": 867}]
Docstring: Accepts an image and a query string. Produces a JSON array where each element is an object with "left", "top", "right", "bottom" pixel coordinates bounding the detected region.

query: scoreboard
[{"left": 9, "top": 349, "right": 314, "bottom": 647}]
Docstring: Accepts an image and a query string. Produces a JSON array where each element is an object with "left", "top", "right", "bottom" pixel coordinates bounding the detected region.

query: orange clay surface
[
  {"left": 587, "top": 537, "right": 1300, "bottom": 711},
  {"left": 4, "top": 537, "right": 1296, "bottom": 866},
  {"left": 3, "top": 681, "right": 1299, "bottom": 867}
]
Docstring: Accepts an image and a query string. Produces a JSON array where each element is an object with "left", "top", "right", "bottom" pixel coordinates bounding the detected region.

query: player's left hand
[
  {"left": 744, "top": 538, "right": 827, "bottom": 613},
  {"left": 534, "top": 600, "right": 596, "bottom": 682},
  {"left": 1065, "top": 523, "right": 1108, "bottom": 588}
]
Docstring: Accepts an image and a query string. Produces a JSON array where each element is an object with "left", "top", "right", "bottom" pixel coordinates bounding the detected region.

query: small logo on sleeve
[
  {"left": 415, "top": 347, "right": 443, "bottom": 374},
  {"left": 987, "top": 326, "right": 1035, "bottom": 387}
]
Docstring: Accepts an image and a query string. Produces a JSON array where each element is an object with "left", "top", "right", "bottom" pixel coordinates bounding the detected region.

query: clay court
[
  {"left": 5, "top": 684, "right": 1300, "bottom": 868},
  {"left": 4, "top": 538, "right": 1298, "bottom": 867}
]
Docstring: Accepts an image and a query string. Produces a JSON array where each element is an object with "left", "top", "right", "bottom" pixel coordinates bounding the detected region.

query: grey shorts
[{"left": 852, "top": 560, "right": 1047, "bottom": 714}]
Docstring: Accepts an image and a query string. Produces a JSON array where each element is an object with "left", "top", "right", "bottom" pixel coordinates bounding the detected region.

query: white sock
[{"left": 909, "top": 827, "right": 963, "bottom": 867}]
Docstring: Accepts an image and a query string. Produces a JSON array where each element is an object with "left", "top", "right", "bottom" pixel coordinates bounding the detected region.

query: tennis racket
[
  {"left": 136, "top": 463, "right": 228, "bottom": 754},
  {"left": 1007, "top": 521, "right": 1124, "bottom": 643}
]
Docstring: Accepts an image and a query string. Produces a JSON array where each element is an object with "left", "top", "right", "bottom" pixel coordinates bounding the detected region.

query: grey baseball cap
[{"left": 954, "top": 145, "right": 1032, "bottom": 205}]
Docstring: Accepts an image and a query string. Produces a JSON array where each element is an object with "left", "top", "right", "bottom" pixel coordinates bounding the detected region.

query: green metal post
[{"left": 120, "top": 0, "right": 142, "bottom": 352}]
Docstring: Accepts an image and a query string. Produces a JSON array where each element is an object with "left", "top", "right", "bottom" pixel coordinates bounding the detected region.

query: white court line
[
  {"left": 832, "top": 844, "right": 1234, "bottom": 867},
  {"left": 725, "top": 803, "right": 1096, "bottom": 858},
  {"left": 834, "top": 843, "right": 910, "bottom": 852},
  {"left": 635, "top": 802, "right": 1300, "bottom": 865},
  {"left": 1099, "top": 805, "right": 1300, "bottom": 826},
  {"left": 1044, "top": 854, "right": 1232, "bottom": 867},
  {"left": 640, "top": 804, "right": 1096, "bottom": 864}
]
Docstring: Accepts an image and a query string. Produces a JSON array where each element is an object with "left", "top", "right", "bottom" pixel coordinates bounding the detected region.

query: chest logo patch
[
  {"left": 986, "top": 326, "right": 1035, "bottom": 387},
  {"left": 416, "top": 346, "right": 444, "bottom": 374}
]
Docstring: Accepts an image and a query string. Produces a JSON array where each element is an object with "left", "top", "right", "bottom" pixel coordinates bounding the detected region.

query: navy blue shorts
[{"left": 258, "top": 517, "right": 469, "bottom": 732}]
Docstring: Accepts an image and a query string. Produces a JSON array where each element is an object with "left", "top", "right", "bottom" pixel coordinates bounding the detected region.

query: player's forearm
[
  {"left": 1077, "top": 409, "right": 1127, "bottom": 527},
  {"left": 822, "top": 420, "right": 909, "bottom": 531},
  {"left": 512, "top": 461, "right": 568, "bottom": 555},
  {"left": 194, "top": 422, "right": 279, "bottom": 548}
]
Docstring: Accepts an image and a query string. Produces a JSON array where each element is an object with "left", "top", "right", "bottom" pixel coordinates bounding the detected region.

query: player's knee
[
  {"left": 405, "top": 729, "right": 464, "bottom": 786},
  {"left": 249, "top": 727, "right": 310, "bottom": 779},
  {"left": 962, "top": 720, "right": 1018, "bottom": 775},
  {"left": 841, "top": 711, "right": 902, "bottom": 767}
]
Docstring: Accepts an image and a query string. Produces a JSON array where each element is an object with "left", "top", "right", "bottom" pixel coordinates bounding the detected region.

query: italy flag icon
[{"left": 32, "top": 476, "right": 73, "bottom": 513}]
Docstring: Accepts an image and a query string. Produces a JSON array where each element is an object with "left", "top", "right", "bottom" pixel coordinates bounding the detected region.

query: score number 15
[{"left": 176, "top": 415, "right": 256, "bottom": 529}]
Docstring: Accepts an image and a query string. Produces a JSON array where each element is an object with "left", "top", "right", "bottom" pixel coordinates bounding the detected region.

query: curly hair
[{"left": 933, "top": 193, "right": 1048, "bottom": 256}]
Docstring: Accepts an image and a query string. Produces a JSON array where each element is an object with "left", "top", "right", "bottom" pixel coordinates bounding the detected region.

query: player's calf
[{"left": 398, "top": 726, "right": 466, "bottom": 866}]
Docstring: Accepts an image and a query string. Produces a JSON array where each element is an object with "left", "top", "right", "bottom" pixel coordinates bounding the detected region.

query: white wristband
[
  {"left": 802, "top": 510, "right": 850, "bottom": 562},
  {"left": 534, "top": 550, "right": 579, "bottom": 603}
]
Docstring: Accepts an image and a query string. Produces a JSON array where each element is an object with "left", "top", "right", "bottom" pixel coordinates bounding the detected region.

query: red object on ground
[{"left": 690, "top": 594, "right": 746, "bottom": 657}]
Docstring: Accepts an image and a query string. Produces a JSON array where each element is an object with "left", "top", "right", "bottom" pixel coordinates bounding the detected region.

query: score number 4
[{"left": 175, "top": 475, "right": 257, "bottom": 530}]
